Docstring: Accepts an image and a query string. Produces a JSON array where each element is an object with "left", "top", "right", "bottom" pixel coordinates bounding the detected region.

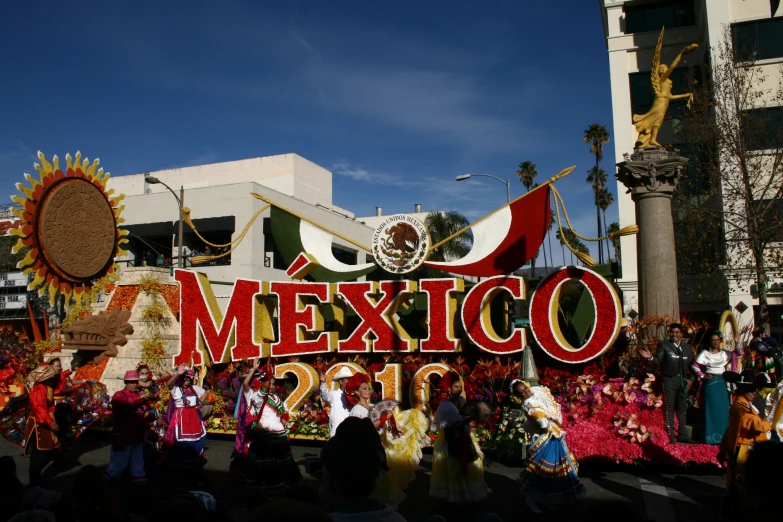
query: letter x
[{"left": 337, "top": 281, "right": 413, "bottom": 352}]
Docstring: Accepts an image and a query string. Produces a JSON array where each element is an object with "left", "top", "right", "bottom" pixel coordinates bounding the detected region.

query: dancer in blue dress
[{"left": 511, "top": 379, "right": 585, "bottom": 513}]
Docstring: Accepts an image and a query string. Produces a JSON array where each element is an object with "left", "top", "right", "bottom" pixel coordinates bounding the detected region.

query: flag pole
[
  {"left": 251, "top": 193, "right": 372, "bottom": 252},
  {"left": 428, "top": 166, "right": 575, "bottom": 253}
]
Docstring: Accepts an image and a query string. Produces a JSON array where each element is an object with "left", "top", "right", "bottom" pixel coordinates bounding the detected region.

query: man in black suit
[{"left": 640, "top": 323, "right": 695, "bottom": 444}]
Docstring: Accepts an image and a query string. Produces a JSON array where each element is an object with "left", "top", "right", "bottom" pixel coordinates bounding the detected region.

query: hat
[
  {"left": 346, "top": 373, "right": 371, "bottom": 397},
  {"left": 27, "top": 365, "right": 57, "bottom": 385},
  {"left": 620, "top": 317, "right": 629, "bottom": 328},
  {"left": 332, "top": 367, "right": 354, "bottom": 381},
  {"left": 509, "top": 379, "right": 531, "bottom": 394},
  {"left": 123, "top": 370, "right": 141, "bottom": 381},
  {"left": 257, "top": 364, "right": 275, "bottom": 382},
  {"left": 723, "top": 370, "right": 774, "bottom": 393}
]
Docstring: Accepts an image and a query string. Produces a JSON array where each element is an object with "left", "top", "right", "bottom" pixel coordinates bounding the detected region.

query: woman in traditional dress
[
  {"left": 429, "top": 371, "right": 491, "bottom": 504},
  {"left": 23, "top": 365, "right": 61, "bottom": 486},
  {"left": 163, "top": 365, "right": 207, "bottom": 470},
  {"left": 346, "top": 373, "right": 429, "bottom": 509},
  {"left": 691, "top": 332, "right": 743, "bottom": 444},
  {"left": 512, "top": 379, "right": 585, "bottom": 514},
  {"left": 238, "top": 358, "right": 301, "bottom": 491}
]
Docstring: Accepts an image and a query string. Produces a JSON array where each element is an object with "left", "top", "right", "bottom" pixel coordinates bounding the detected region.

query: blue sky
[{"left": 0, "top": 1, "right": 617, "bottom": 264}]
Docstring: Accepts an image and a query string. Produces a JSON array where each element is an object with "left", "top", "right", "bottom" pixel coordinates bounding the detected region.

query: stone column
[{"left": 616, "top": 147, "right": 688, "bottom": 320}]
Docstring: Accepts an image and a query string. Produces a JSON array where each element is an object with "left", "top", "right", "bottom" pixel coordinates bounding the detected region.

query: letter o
[{"left": 529, "top": 266, "right": 621, "bottom": 364}]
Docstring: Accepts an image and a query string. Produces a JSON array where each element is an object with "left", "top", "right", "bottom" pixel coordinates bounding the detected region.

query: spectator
[
  {"left": 56, "top": 465, "right": 109, "bottom": 522},
  {"left": 243, "top": 499, "right": 328, "bottom": 522},
  {"left": 7, "top": 511, "right": 55, "bottom": 522},
  {"left": 0, "top": 455, "right": 24, "bottom": 518},
  {"left": 737, "top": 441, "right": 783, "bottom": 520},
  {"left": 321, "top": 417, "right": 407, "bottom": 521}
]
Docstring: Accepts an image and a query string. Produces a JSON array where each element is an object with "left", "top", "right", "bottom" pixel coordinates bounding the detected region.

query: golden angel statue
[{"left": 633, "top": 27, "right": 698, "bottom": 148}]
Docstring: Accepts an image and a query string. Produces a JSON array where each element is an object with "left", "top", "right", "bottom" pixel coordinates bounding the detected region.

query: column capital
[{"left": 616, "top": 147, "right": 689, "bottom": 199}]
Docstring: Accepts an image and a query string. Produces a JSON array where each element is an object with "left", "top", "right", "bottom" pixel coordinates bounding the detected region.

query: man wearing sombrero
[
  {"left": 319, "top": 367, "right": 354, "bottom": 437},
  {"left": 719, "top": 369, "right": 774, "bottom": 517},
  {"left": 105, "top": 370, "right": 150, "bottom": 484}
]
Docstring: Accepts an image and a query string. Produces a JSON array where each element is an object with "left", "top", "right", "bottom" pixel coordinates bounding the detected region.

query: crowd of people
[
  {"left": 5, "top": 322, "right": 783, "bottom": 521},
  {"left": 3, "top": 357, "right": 589, "bottom": 521},
  {"left": 637, "top": 322, "right": 783, "bottom": 518}
]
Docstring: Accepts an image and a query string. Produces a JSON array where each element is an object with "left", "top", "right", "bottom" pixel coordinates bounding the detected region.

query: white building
[
  {"left": 105, "top": 154, "right": 432, "bottom": 307},
  {"left": 600, "top": 0, "right": 783, "bottom": 334},
  {"left": 107, "top": 154, "right": 374, "bottom": 287}
]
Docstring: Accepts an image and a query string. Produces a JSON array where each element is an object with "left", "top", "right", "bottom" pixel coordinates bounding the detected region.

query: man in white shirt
[{"left": 319, "top": 367, "right": 354, "bottom": 437}]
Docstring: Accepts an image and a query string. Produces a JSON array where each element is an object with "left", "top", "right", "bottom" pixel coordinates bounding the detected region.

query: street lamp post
[
  {"left": 455, "top": 173, "right": 511, "bottom": 204},
  {"left": 145, "top": 175, "right": 185, "bottom": 269}
]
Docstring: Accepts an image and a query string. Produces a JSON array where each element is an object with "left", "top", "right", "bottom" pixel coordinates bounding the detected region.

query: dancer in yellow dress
[
  {"left": 347, "top": 373, "right": 429, "bottom": 509},
  {"left": 429, "top": 371, "right": 491, "bottom": 503}
]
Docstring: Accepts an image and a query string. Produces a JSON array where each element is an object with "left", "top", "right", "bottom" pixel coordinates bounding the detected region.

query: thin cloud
[
  {"left": 0, "top": 139, "right": 35, "bottom": 164},
  {"left": 332, "top": 162, "right": 409, "bottom": 187},
  {"left": 310, "top": 63, "right": 535, "bottom": 153},
  {"left": 173, "top": 148, "right": 221, "bottom": 169}
]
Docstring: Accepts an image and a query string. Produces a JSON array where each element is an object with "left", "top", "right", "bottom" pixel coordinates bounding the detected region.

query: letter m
[{"left": 174, "top": 270, "right": 260, "bottom": 366}]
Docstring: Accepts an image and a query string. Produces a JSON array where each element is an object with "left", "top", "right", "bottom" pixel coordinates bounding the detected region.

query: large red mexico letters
[
  {"left": 175, "top": 267, "right": 621, "bottom": 365},
  {"left": 174, "top": 267, "right": 621, "bottom": 409}
]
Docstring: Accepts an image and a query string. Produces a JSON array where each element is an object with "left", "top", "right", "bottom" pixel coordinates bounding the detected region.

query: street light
[
  {"left": 455, "top": 173, "right": 511, "bottom": 204},
  {"left": 145, "top": 175, "right": 186, "bottom": 269}
]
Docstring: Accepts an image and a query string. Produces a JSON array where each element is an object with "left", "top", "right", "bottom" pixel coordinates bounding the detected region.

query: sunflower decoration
[{"left": 9, "top": 151, "right": 128, "bottom": 305}]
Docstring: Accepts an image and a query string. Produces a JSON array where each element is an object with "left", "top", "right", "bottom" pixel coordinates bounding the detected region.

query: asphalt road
[{"left": 0, "top": 432, "right": 726, "bottom": 522}]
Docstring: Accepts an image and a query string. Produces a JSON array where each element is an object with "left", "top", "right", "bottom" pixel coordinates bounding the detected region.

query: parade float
[{"left": 0, "top": 144, "right": 736, "bottom": 470}]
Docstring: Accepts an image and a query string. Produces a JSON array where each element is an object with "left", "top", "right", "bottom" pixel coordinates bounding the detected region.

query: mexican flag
[{"left": 270, "top": 205, "right": 378, "bottom": 283}]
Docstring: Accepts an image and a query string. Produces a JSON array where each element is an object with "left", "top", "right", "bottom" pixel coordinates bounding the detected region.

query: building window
[
  {"left": 262, "top": 218, "right": 288, "bottom": 270},
  {"left": 365, "top": 255, "right": 384, "bottom": 282},
  {"left": 332, "top": 245, "right": 357, "bottom": 265},
  {"left": 624, "top": 0, "right": 695, "bottom": 34},
  {"left": 732, "top": 18, "right": 783, "bottom": 62},
  {"left": 764, "top": 305, "right": 783, "bottom": 339},
  {"left": 741, "top": 107, "right": 783, "bottom": 151},
  {"left": 629, "top": 67, "right": 701, "bottom": 120},
  {"left": 671, "top": 143, "right": 709, "bottom": 197}
]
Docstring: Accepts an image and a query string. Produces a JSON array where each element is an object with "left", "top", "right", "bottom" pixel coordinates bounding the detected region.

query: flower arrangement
[
  {"left": 480, "top": 406, "right": 527, "bottom": 461},
  {"left": 0, "top": 327, "right": 36, "bottom": 393},
  {"left": 137, "top": 274, "right": 171, "bottom": 374}
]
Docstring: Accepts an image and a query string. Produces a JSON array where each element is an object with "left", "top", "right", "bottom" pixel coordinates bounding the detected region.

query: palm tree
[
  {"left": 597, "top": 187, "right": 614, "bottom": 261},
  {"left": 586, "top": 165, "right": 608, "bottom": 263},
  {"left": 556, "top": 228, "right": 578, "bottom": 265},
  {"left": 583, "top": 124, "right": 611, "bottom": 263},
  {"left": 516, "top": 161, "right": 537, "bottom": 192},
  {"left": 413, "top": 211, "right": 473, "bottom": 280},
  {"left": 607, "top": 222, "right": 621, "bottom": 263},
  {"left": 576, "top": 241, "right": 591, "bottom": 266}
]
